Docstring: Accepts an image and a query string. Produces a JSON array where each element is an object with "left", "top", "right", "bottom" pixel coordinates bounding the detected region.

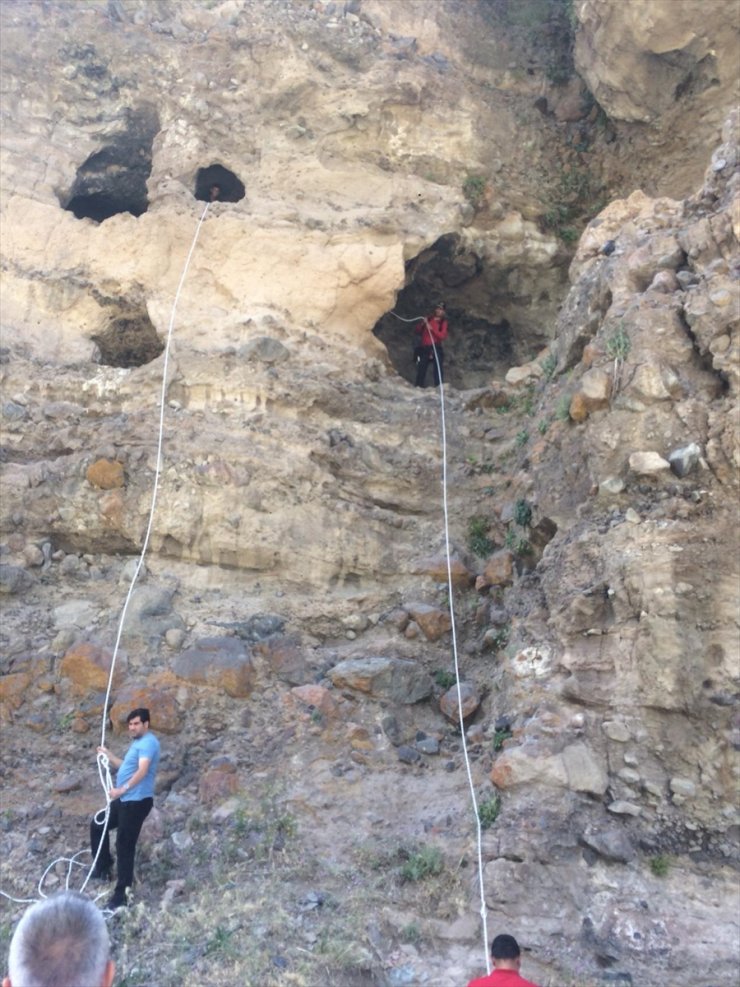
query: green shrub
[
  {"left": 434, "top": 669, "right": 456, "bottom": 690},
  {"left": 513, "top": 499, "right": 532, "bottom": 527},
  {"left": 492, "top": 727, "right": 512, "bottom": 752},
  {"left": 505, "top": 527, "right": 531, "bottom": 555},
  {"left": 555, "top": 392, "right": 572, "bottom": 421},
  {"left": 650, "top": 855, "right": 670, "bottom": 877},
  {"left": 515, "top": 429, "right": 529, "bottom": 449},
  {"left": 204, "top": 924, "right": 237, "bottom": 959},
  {"left": 400, "top": 845, "right": 444, "bottom": 882},
  {"left": 478, "top": 794, "right": 501, "bottom": 829},
  {"left": 606, "top": 324, "right": 631, "bottom": 360},
  {"left": 520, "top": 393, "right": 535, "bottom": 416},
  {"left": 541, "top": 161, "right": 605, "bottom": 243},
  {"left": 545, "top": 61, "right": 571, "bottom": 85},
  {"left": 540, "top": 353, "right": 557, "bottom": 379},
  {"left": 463, "top": 174, "right": 486, "bottom": 209},
  {"left": 468, "top": 515, "right": 494, "bottom": 557}
]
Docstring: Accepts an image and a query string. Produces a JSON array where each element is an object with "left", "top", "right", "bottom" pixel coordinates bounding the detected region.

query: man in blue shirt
[{"left": 89, "top": 707, "right": 161, "bottom": 910}]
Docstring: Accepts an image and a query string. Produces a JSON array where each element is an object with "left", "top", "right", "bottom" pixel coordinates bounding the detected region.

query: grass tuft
[{"left": 478, "top": 794, "right": 501, "bottom": 829}]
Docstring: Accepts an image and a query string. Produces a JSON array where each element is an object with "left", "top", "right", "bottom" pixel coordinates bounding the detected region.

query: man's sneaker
[
  {"left": 106, "top": 893, "right": 127, "bottom": 910},
  {"left": 90, "top": 864, "right": 112, "bottom": 880}
]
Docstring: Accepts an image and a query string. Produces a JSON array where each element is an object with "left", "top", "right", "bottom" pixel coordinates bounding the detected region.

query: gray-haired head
[{"left": 5, "top": 891, "right": 113, "bottom": 987}]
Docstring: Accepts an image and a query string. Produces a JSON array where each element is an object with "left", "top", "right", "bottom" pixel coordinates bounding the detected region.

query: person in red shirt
[
  {"left": 414, "top": 302, "right": 449, "bottom": 387},
  {"left": 467, "top": 933, "right": 540, "bottom": 987}
]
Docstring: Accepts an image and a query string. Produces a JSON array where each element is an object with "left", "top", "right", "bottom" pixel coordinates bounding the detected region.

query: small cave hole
[
  {"left": 194, "top": 164, "right": 246, "bottom": 203},
  {"left": 62, "top": 106, "right": 158, "bottom": 223},
  {"left": 373, "top": 234, "right": 515, "bottom": 390},
  {"left": 374, "top": 233, "right": 569, "bottom": 389},
  {"left": 92, "top": 312, "right": 164, "bottom": 368}
]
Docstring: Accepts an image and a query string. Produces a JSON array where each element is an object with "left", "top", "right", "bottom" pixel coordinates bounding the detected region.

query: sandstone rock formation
[{"left": 1, "top": 2, "right": 738, "bottom": 986}]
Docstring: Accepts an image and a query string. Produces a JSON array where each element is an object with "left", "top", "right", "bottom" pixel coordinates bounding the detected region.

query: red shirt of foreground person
[{"left": 467, "top": 934, "right": 540, "bottom": 987}]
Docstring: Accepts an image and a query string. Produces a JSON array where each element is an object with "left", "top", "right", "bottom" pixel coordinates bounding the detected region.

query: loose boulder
[
  {"left": 405, "top": 603, "right": 452, "bottom": 641},
  {"left": 439, "top": 681, "right": 480, "bottom": 722},
  {"left": 172, "top": 637, "right": 255, "bottom": 698},
  {"left": 60, "top": 641, "right": 125, "bottom": 694},
  {"left": 327, "top": 656, "right": 432, "bottom": 704},
  {"left": 86, "top": 458, "right": 125, "bottom": 489},
  {"left": 110, "top": 682, "right": 184, "bottom": 734}
]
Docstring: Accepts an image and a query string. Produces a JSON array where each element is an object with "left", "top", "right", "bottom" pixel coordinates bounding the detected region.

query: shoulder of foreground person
[{"left": 466, "top": 973, "right": 541, "bottom": 987}]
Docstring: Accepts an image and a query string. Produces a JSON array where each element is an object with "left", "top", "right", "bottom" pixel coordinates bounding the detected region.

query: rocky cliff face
[{"left": 1, "top": 2, "right": 738, "bottom": 986}]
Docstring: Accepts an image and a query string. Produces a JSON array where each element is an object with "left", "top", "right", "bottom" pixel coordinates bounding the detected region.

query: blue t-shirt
[{"left": 116, "top": 731, "right": 160, "bottom": 801}]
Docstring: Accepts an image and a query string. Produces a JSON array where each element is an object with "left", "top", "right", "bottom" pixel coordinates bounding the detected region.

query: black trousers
[
  {"left": 90, "top": 797, "right": 153, "bottom": 897},
  {"left": 414, "top": 345, "right": 444, "bottom": 387}
]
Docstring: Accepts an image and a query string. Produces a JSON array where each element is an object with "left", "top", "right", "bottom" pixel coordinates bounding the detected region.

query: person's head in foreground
[
  {"left": 491, "top": 933, "right": 523, "bottom": 967},
  {"left": 3, "top": 891, "right": 114, "bottom": 987}
]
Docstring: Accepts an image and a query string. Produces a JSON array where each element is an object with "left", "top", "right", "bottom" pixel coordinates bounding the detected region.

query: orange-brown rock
[
  {"left": 569, "top": 392, "right": 589, "bottom": 423},
  {"left": 346, "top": 723, "right": 374, "bottom": 750},
  {"left": 413, "top": 554, "right": 474, "bottom": 588},
  {"left": 59, "top": 641, "right": 125, "bottom": 695},
  {"left": 570, "top": 368, "right": 611, "bottom": 422},
  {"left": 99, "top": 490, "right": 126, "bottom": 529},
  {"left": 86, "top": 458, "right": 125, "bottom": 489},
  {"left": 289, "top": 684, "right": 339, "bottom": 721},
  {"left": 0, "top": 671, "right": 31, "bottom": 710},
  {"left": 481, "top": 550, "right": 515, "bottom": 587},
  {"left": 109, "top": 683, "right": 184, "bottom": 734},
  {"left": 439, "top": 681, "right": 480, "bottom": 722},
  {"left": 581, "top": 342, "right": 604, "bottom": 368},
  {"left": 405, "top": 604, "right": 451, "bottom": 641}
]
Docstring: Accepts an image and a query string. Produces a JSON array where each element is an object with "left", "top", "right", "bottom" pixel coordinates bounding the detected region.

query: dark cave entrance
[
  {"left": 374, "top": 233, "right": 558, "bottom": 390},
  {"left": 62, "top": 106, "right": 159, "bottom": 223},
  {"left": 92, "top": 310, "right": 164, "bottom": 368},
  {"left": 194, "top": 164, "right": 246, "bottom": 203}
]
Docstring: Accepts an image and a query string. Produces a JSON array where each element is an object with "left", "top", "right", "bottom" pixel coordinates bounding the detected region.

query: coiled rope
[
  {"left": 0, "top": 202, "right": 212, "bottom": 909},
  {"left": 390, "top": 310, "right": 491, "bottom": 975}
]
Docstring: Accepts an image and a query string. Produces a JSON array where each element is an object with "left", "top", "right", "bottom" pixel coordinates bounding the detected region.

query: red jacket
[
  {"left": 415, "top": 315, "right": 448, "bottom": 347},
  {"left": 467, "top": 968, "right": 540, "bottom": 987}
]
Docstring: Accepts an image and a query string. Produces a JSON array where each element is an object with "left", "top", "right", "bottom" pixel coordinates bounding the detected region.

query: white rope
[
  {"left": 98, "top": 200, "right": 212, "bottom": 752},
  {"left": 0, "top": 850, "right": 106, "bottom": 906},
  {"left": 82, "top": 200, "right": 212, "bottom": 895},
  {"left": 390, "top": 310, "right": 491, "bottom": 974},
  {"left": 1, "top": 203, "right": 211, "bottom": 912}
]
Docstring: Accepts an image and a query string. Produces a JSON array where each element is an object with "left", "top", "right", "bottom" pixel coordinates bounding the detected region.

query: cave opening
[
  {"left": 194, "top": 164, "right": 246, "bottom": 203},
  {"left": 92, "top": 311, "right": 164, "bottom": 368},
  {"left": 373, "top": 233, "right": 559, "bottom": 390},
  {"left": 62, "top": 106, "right": 159, "bottom": 223}
]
